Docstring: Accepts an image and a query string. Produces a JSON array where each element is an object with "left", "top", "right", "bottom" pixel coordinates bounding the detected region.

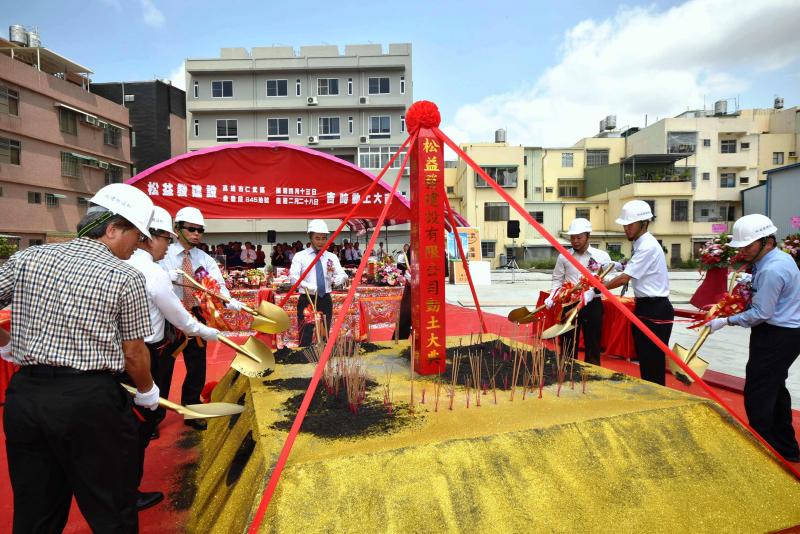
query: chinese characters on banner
[{"left": 410, "top": 131, "right": 446, "bottom": 374}]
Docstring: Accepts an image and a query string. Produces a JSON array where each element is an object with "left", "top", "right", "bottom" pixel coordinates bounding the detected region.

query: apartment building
[
  {"left": 90, "top": 80, "right": 186, "bottom": 174},
  {"left": 0, "top": 33, "right": 132, "bottom": 249},
  {"left": 184, "top": 43, "right": 413, "bottom": 245}
]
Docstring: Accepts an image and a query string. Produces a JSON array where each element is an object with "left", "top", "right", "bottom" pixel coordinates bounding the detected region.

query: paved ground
[{"left": 445, "top": 269, "right": 800, "bottom": 409}]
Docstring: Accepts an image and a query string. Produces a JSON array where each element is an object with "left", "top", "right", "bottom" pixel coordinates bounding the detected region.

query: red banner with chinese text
[{"left": 410, "top": 131, "right": 446, "bottom": 374}]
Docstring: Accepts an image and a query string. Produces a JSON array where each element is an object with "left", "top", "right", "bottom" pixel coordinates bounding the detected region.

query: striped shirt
[{"left": 0, "top": 238, "right": 151, "bottom": 372}]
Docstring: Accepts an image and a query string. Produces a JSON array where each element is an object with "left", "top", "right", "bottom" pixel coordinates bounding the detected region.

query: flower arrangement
[
  {"left": 697, "top": 233, "right": 741, "bottom": 270},
  {"left": 224, "top": 268, "right": 268, "bottom": 289},
  {"left": 365, "top": 258, "right": 406, "bottom": 286},
  {"left": 782, "top": 233, "right": 800, "bottom": 258},
  {"left": 689, "top": 277, "right": 752, "bottom": 329}
]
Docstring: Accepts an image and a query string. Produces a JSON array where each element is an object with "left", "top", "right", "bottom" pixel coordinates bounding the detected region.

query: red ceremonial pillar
[{"left": 410, "top": 129, "right": 447, "bottom": 375}]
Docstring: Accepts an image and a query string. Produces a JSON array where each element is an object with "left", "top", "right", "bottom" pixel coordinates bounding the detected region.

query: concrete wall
[{"left": 767, "top": 166, "right": 800, "bottom": 238}]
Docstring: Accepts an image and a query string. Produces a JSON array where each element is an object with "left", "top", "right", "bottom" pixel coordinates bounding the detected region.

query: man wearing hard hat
[
  {"left": 290, "top": 220, "right": 348, "bottom": 346},
  {"left": 0, "top": 183, "right": 156, "bottom": 532},
  {"left": 601, "top": 200, "right": 672, "bottom": 385},
  {"left": 546, "top": 218, "right": 614, "bottom": 366},
  {"left": 159, "top": 206, "right": 244, "bottom": 431},
  {"left": 707, "top": 214, "right": 800, "bottom": 462}
]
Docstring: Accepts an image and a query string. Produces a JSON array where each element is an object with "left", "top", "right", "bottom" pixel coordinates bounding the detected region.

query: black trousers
[
  {"left": 631, "top": 296, "right": 674, "bottom": 386},
  {"left": 4, "top": 368, "right": 139, "bottom": 534},
  {"left": 297, "top": 293, "right": 333, "bottom": 347},
  {"left": 746, "top": 323, "right": 800, "bottom": 460},
  {"left": 559, "top": 299, "right": 604, "bottom": 366}
]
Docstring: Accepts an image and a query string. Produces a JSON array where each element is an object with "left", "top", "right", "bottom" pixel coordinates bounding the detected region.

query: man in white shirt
[
  {"left": 159, "top": 207, "right": 244, "bottom": 430},
  {"left": 240, "top": 241, "right": 257, "bottom": 267},
  {"left": 290, "top": 219, "right": 348, "bottom": 346},
  {"left": 124, "top": 206, "right": 220, "bottom": 510},
  {"left": 546, "top": 218, "right": 613, "bottom": 366},
  {"left": 601, "top": 200, "right": 672, "bottom": 385}
]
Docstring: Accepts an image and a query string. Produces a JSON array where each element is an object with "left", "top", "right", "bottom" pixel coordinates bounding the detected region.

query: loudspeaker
[
  {"left": 267, "top": 230, "right": 277, "bottom": 243},
  {"left": 506, "top": 220, "right": 520, "bottom": 239}
]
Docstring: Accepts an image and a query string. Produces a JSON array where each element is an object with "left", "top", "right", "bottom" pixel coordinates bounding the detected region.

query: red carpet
[{"left": 0, "top": 304, "right": 797, "bottom": 532}]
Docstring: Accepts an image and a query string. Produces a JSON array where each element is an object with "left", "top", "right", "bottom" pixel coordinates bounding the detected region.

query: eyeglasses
[
  {"left": 182, "top": 226, "right": 205, "bottom": 234},
  {"left": 152, "top": 233, "right": 173, "bottom": 243}
]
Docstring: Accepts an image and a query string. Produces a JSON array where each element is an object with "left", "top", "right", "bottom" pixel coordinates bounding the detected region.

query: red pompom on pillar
[
  {"left": 405, "top": 100, "right": 441, "bottom": 133},
  {"left": 690, "top": 267, "right": 729, "bottom": 310}
]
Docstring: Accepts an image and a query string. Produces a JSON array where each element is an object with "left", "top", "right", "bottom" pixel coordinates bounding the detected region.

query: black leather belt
[{"left": 18, "top": 365, "right": 112, "bottom": 378}]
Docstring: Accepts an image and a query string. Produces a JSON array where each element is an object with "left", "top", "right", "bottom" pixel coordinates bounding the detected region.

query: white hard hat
[
  {"left": 728, "top": 214, "right": 778, "bottom": 248},
  {"left": 174, "top": 207, "right": 205, "bottom": 227},
  {"left": 567, "top": 217, "right": 592, "bottom": 235},
  {"left": 307, "top": 219, "right": 329, "bottom": 234},
  {"left": 150, "top": 206, "right": 178, "bottom": 238},
  {"left": 89, "top": 183, "right": 154, "bottom": 237},
  {"left": 615, "top": 200, "right": 654, "bottom": 226}
]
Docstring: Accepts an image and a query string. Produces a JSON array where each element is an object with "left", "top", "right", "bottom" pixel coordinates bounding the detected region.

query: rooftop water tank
[
  {"left": 714, "top": 100, "right": 727, "bottom": 115},
  {"left": 9, "top": 25, "right": 27, "bottom": 46},
  {"left": 27, "top": 29, "right": 41, "bottom": 48},
  {"left": 495, "top": 128, "right": 506, "bottom": 143}
]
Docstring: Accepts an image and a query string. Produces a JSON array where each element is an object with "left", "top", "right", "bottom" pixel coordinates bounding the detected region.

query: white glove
[
  {"left": 544, "top": 295, "right": 555, "bottom": 309},
  {"left": 583, "top": 289, "right": 596, "bottom": 305},
  {"left": 168, "top": 270, "right": 182, "bottom": 282},
  {"left": 134, "top": 383, "right": 160, "bottom": 411},
  {"left": 709, "top": 317, "right": 728, "bottom": 333},
  {"left": 226, "top": 298, "right": 244, "bottom": 312},
  {"left": 613, "top": 261, "right": 623, "bottom": 271},
  {"left": 198, "top": 326, "right": 221, "bottom": 342},
  {"left": 737, "top": 273, "right": 752, "bottom": 285},
  {"left": 0, "top": 342, "right": 12, "bottom": 363}
]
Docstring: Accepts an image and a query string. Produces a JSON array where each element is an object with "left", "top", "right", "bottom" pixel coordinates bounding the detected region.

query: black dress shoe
[
  {"left": 136, "top": 491, "right": 164, "bottom": 511},
  {"left": 184, "top": 419, "right": 207, "bottom": 431},
  {"left": 150, "top": 426, "right": 159, "bottom": 440}
]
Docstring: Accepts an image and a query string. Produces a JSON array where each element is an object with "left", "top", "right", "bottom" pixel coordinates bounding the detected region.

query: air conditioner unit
[
  {"left": 307, "top": 135, "right": 319, "bottom": 144},
  {"left": 82, "top": 115, "right": 99, "bottom": 126},
  {"left": 98, "top": 161, "right": 110, "bottom": 169},
  {"left": 790, "top": 151, "right": 797, "bottom": 157},
  {"left": 307, "top": 96, "right": 318, "bottom": 106},
  {"left": 359, "top": 96, "right": 369, "bottom": 105},
  {"left": 359, "top": 135, "right": 369, "bottom": 144}
]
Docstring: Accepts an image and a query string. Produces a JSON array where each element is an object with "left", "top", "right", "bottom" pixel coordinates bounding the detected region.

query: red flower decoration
[
  {"left": 405, "top": 100, "right": 441, "bottom": 132},
  {"left": 200, "top": 381, "right": 219, "bottom": 403}
]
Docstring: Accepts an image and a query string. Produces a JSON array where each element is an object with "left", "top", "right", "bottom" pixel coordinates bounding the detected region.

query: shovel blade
[
  {"left": 669, "top": 343, "right": 710, "bottom": 385},
  {"left": 541, "top": 322, "right": 576, "bottom": 340},
  {"left": 508, "top": 306, "right": 533, "bottom": 324},
  {"left": 250, "top": 302, "right": 291, "bottom": 334},
  {"left": 182, "top": 402, "right": 245, "bottom": 420},
  {"left": 241, "top": 336, "right": 276, "bottom": 368},
  {"left": 230, "top": 354, "right": 273, "bottom": 378}
]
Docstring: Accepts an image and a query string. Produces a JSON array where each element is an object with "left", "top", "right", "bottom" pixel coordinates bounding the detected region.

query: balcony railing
[{"left": 622, "top": 173, "right": 692, "bottom": 185}]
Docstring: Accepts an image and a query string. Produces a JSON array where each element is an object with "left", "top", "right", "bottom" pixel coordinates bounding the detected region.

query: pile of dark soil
[
  {"left": 169, "top": 460, "right": 198, "bottom": 511},
  {"left": 359, "top": 341, "right": 391, "bottom": 353},
  {"left": 273, "top": 347, "right": 313, "bottom": 365}
]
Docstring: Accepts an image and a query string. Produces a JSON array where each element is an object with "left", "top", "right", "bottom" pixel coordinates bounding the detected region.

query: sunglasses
[{"left": 182, "top": 226, "right": 205, "bottom": 234}]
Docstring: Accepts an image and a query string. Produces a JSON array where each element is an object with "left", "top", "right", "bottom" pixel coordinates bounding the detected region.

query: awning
[{"left": 55, "top": 102, "right": 95, "bottom": 120}]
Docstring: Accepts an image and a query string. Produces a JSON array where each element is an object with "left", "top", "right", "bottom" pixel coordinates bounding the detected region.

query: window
[
  {"left": 558, "top": 179, "right": 583, "bottom": 198},
  {"left": 347, "top": 78, "right": 353, "bottom": 96},
  {"left": 103, "top": 124, "right": 121, "bottom": 147},
  {"left": 131, "top": 131, "right": 136, "bottom": 148},
  {"left": 585, "top": 149, "right": 609, "bottom": 168},
  {"left": 266, "top": 79, "right": 288, "bottom": 97},
  {"left": 123, "top": 94, "right": 135, "bottom": 102},
  {"left": 45, "top": 193, "right": 59, "bottom": 208},
  {"left": 643, "top": 199, "right": 656, "bottom": 217},
  {"left": 524, "top": 179, "right": 528, "bottom": 199},
  {"left": 216, "top": 119, "right": 238, "bottom": 142},
  {"left": 773, "top": 152, "right": 784, "bottom": 165},
  {"left": 295, "top": 79, "right": 301, "bottom": 97},
  {"left": 193, "top": 81, "right": 199, "bottom": 98},
  {"left": 28, "top": 191, "right": 41, "bottom": 204},
  {"left": 400, "top": 115, "right": 405, "bottom": 133},
  {"left": 60, "top": 152, "right": 80, "bottom": 178},
  {"left": 740, "top": 175, "right": 749, "bottom": 185},
  {"left": 78, "top": 196, "right": 89, "bottom": 208},
  {"left": 0, "top": 85, "right": 19, "bottom": 115},
  {"left": 267, "top": 118, "right": 289, "bottom": 140},
  {"left": 105, "top": 166, "right": 122, "bottom": 185},
  {"left": 607, "top": 243, "right": 622, "bottom": 256},
  {"left": 529, "top": 211, "right": 544, "bottom": 223},
  {"left": 545, "top": 187, "right": 553, "bottom": 193},
  {"left": 400, "top": 76, "right": 406, "bottom": 94},
  {"left": 720, "top": 205, "right": 736, "bottom": 221},
  {"left": 318, "top": 117, "right": 340, "bottom": 138},
  {"left": 475, "top": 166, "right": 518, "bottom": 187},
  {"left": 368, "top": 115, "right": 390, "bottom": 138},
  {"left": 703, "top": 138, "right": 711, "bottom": 147},
  {"left": 671, "top": 199, "right": 689, "bottom": 222},
  {"left": 481, "top": 241, "right": 496, "bottom": 258},
  {"left": 700, "top": 208, "right": 709, "bottom": 217},
  {"left": 296, "top": 118, "right": 302, "bottom": 136},
  {"left": 702, "top": 172, "right": 710, "bottom": 181},
  {"left": 348, "top": 116, "right": 353, "bottom": 135},
  {"left": 740, "top": 142, "right": 750, "bottom": 150},
  {"left": 561, "top": 152, "right": 574, "bottom": 167},
  {"left": 534, "top": 186, "right": 542, "bottom": 194},
  {"left": 575, "top": 208, "right": 590, "bottom": 220},
  {"left": 720, "top": 139, "right": 737, "bottom": 153},
  {"left": 193, "top": 119, "right": 199, "bottom": 137},
  {"left": 29, "top": 239, "right": 43, "bottom": 246},
  {"left": 667, "top": 131, "right": 697, "bottom": 154},
  {"left": 211, "top": 80, "right": 233, "bottom": 98},
  {"left": 0, "top": 137, "right": 21, "bottom": 165},
  {"left": 368, "top": 77, "right": 390, "bottom": 95},
  {"left": 59, "top": 107, "right": 78, "bottom": 135},
  {"left": 484, "top": 202, "right": 509, "bottom": 221},
  {"left": 358, "top": 146, "right": 408, "bottom": 170},
  {"left": 446, "top": 186, "right": 454, "bottom": 194},
  {"left": 720, "top": 173, "right": 736, "bottom": 188},
  {"left": 317, "top": 78, "right": 339, "bottom": 96}
]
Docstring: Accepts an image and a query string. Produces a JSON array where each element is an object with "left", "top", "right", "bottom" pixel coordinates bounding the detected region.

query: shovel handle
[
  {"left": 216, "top": 334, "right": 263, "bottom": 363},
  {"left": 120, "top": 383, "right": 190, "bottom": 414},
  {"left": 685, "top": 326, "right": 711, "bottom": 364},
  {"left": 176, "top": 270, "right": 275, "bottom": 321}
]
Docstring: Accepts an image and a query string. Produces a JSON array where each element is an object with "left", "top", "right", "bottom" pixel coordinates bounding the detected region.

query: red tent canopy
[{"left": 126, "top": 142, "right": 469, "bottom": 232}]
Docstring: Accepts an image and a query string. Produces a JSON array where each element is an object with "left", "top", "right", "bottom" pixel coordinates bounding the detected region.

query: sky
[{"left": 6, "top": 0, "right": 800, "bottom": 147}]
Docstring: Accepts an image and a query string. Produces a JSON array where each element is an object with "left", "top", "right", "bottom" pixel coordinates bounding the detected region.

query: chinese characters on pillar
[{"left": 410, "top": 132, "right": 446, "bottom": 374}]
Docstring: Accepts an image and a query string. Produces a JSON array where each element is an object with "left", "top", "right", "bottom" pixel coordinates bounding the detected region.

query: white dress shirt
[
  {"left": 623, "top": 232, "right": 670, "bottom": 298},
  {"left": 551, "top": 246, "right": 614, "bottom": 292},
  {"left": 159, "top": 243, "right": 231, "bottom": 301},
  {"left": 126, "top": 249, "right": 213, "bottom": 343},
  {"left": 240, "top": 248, "right": 257, "bottom": 265},
  {"left": 290, "top": 247, "right": 348, "bottom": 295}
]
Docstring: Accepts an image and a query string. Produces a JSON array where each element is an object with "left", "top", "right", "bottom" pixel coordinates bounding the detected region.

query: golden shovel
[
  {"left": 176, "top": 270, "right": 290, "bottom": 334},
  {"left": 539, "top": 264, "right": 616, "bottom": 339},
  {"left": 216, "top": 334, "right": 276, "bottom": 377},
  {"left": 669, "top": 327, "right": 711, "bottom": 385},
  {"left": 508, "top": 303, "right": 547, "bottom": 324},
  {"left": 121, "top": 383, "right": 245, "bottom": 420}
]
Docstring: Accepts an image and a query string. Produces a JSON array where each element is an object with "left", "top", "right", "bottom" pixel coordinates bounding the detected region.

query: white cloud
[
  {"left": 140, "top": 0, "right": 165, "bottom": 28},
  {"left": 444, "top": 0, "right": 800, "bottom": 147},
  {"left": 167, "top": 63, "right": 186, "bottom": 90}
]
